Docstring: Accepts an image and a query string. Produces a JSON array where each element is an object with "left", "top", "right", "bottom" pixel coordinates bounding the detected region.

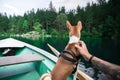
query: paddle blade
[{"left": 47, "top": 43, "right": 60, "bottom": 57}]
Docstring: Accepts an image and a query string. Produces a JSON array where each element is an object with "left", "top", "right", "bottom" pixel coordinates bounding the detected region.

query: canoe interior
[{"left": 0, "top": 46, "right": 73, "bottom": 80}]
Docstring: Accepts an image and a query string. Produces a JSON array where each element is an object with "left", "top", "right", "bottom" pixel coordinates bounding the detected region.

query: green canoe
[{"left": 0, "top": 38, "right": 73, "bottom": 80}]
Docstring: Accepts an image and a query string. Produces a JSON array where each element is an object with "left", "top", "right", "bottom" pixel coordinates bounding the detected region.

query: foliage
[
  {"left": 22, "top": 20, "right": 29, "bottom": 32},
  {"left": 81, "top": 30, "right": 92, "bottom": 38},
  {"left": 0, "top": 0, "right": 120, "bottom": 39},
  {"left": 50, "top": 28, "right": 59, "bottom": 36},
  {"left": 33, "top": 22, "right": 42, "bottom": 33},
  {"left": 54, "top": 13, "right": 67, "bottom": 31},
  {"left": 0, "top": 13, "right": 9, "bottom": 32}
]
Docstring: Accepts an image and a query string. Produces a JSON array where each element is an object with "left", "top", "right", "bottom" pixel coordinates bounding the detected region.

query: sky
[{"left": 0, "top": 0, "right": 99, "bottom": 16}]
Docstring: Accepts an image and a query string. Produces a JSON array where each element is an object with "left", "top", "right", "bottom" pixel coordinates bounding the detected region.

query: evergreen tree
[
  {"left": 0, "top": 13, "right": 9, "bottom": 32},
  {"left": 54, "top": 13, "right": 67, "bottom": 31},
  {"left": 23, "top": 20, "right": 29, "bottom": 32},
  {"left": 59, "top": 6, "right": 66, "bottom": 14},
  {"left": 49, "top": 1, "right": 56, "bottom": 12}
]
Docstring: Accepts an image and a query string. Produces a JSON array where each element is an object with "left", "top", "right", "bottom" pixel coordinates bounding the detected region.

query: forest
[{"left": 0, "top": 0, "right": 120, "bottom": 39}]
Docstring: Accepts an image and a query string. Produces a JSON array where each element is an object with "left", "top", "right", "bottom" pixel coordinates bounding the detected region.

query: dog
[{"left": 40, "top": 21, "right": 82, "bottom": 80}]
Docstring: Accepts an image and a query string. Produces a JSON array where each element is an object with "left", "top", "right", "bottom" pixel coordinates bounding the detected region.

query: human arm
[{"left": 75, "top": 41, "right": 120, "bottom": 80}]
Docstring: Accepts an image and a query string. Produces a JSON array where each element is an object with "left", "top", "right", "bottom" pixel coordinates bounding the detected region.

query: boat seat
[{"left": 0, "top": 54, "right": 44, "bottom": 66}]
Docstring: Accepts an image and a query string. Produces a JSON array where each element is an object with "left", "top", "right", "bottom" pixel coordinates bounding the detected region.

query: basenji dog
[{"left": 40, "top": 21, "right": 82, "bottom": 80}]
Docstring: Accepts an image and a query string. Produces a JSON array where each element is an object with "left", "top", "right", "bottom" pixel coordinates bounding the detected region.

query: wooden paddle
[{"left": 47, "top": 43, "right": 60, "bottom": 57}]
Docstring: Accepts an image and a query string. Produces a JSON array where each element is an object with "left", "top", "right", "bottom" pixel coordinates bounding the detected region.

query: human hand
[{"left": 75, "top": 41, "right": 92, "bottom": 61}]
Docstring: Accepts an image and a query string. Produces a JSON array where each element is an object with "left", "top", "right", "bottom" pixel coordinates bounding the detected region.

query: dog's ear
[
  {"left": 77, "top": 21, "right": 82, "bottom": 30},
  {"left": 66, "top": 21, "right": 71, "bottom": 29}
]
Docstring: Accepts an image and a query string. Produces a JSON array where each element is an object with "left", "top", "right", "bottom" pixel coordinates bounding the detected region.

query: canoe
[
  {"left": 0, "top": 38, "right": 93, "bottom": 80},
  {"left": 0, "top": 38, "right": 73, "bottom": 80}
]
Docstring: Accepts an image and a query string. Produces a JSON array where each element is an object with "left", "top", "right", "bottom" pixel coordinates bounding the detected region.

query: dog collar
[
  {"left": 69, "top": 36, "right": 79, "bottom": 44},
  {"left": 59, "top": 50, "right": 81, "bottom": 74}
]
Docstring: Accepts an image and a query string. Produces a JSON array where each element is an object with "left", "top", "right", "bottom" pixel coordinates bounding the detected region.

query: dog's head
[
  {"left": 65, "top": 21, "right": 82, "bottom": 56},
  {"left": 66, "top": 21, "right": 82, "bottom": 38}
]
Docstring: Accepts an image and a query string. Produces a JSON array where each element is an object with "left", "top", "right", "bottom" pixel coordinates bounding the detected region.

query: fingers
[
  {"left": 78, "top": 40, "right": 86, "bottom": 47},
  {"left": 78, "top": 40, "right": 84, "bottom": 44},
  {"left": 75, "top": 44, "right": 80, "bottom": 49},
  {"left": 75, "top": 44, "right": 82, "bottom": 53}
]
